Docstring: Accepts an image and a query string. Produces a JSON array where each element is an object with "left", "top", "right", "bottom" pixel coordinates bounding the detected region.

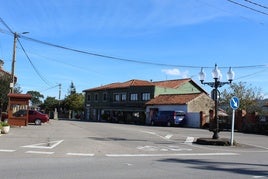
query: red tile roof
[
  {"left": 83, "top": 78, "right": 195, "bottom": 92},
  {"left": 146, "top": 93, "right": 202, "bottom": 105},
  {"left": 8, "top": 93, "right": 32, "bottom": 99},
  {"left": 84, "top": 79, "right": 154, "bottom": 91},
  {"left": 152, "top": 78, "right": 191, "bottom": 88}
]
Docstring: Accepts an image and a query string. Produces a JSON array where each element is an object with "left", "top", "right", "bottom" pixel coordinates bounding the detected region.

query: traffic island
[{"left": 195, "top": 138, "right": 237, "bottom": 146}]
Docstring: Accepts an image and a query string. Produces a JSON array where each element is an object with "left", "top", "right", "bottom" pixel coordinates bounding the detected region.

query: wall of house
[
  {"left": 177, "top": 82, "right": 202, "bottom": 94},
  {"left": 186, "top": 112, "right": 201, "bottom": 128},
  {"left": 154, "top": 82, "right": 202, "bottom": 97},
  {"left": 84, "top": 86, "right": 155, "bottom": 121},
  {"left": 187, "top": 94, "right": 214, "bottom": 113}
]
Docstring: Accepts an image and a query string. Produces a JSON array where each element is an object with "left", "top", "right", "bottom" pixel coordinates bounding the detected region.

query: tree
[
  {"left": 220, "top": 82, "right": 263, "bottom": 114},
  {"left": 0, "top": 75, "right": 10, "bottom": 112},
  {"left": 68, "top": 81, "right": 76, "bottom": 95},
  {"left": 26, "top": 91, "right": 44, "bottom": 107},
  {"left": 14, "top": 83, "right": 23, "bottom": 94},
  {"left": 40, "top": 96, "right": 59, "bottom": 112},
  {"left": 64, "top": 93, "right": 84, "bottom": 112}
]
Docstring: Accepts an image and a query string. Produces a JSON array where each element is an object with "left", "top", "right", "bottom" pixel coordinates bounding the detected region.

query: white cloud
[{"left": 161, "top": 68, "right": 189, "bottom": 78}]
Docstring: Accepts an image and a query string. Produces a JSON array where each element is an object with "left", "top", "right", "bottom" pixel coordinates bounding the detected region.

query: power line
[
  {"left": 0, "top": 17, "right": 13, "bottom": 33},
  {"left": 0, "top": 27, "right": 266, "bottom": 70},
  {"left": 19, "top": 35, "right": 266, "bottom": 69},
  {"left": 17, "top": 38, "right": 52, "bottom": 86},
  {"left": 244, "top": 0, "right": 268, "bottom": 9},
  {"left": 227, "top": 0, "right": 268, "bottom": 15},
  {"left": 21, "top": 35, "right": 204, "bottom": 69}
]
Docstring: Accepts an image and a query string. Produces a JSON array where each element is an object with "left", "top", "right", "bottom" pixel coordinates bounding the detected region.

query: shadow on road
[{"left": 158, "top": 158, "right": 268, "bottom": 177}]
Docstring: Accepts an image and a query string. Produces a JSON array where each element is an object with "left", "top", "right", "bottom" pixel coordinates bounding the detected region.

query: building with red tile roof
[{"left": 83, "top": 78, "right": 213, "bottom": 126}]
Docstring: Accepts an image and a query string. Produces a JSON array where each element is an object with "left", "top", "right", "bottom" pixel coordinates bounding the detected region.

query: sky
[{"left": 0, "top": 0, "right": 268, "bottom": 100}]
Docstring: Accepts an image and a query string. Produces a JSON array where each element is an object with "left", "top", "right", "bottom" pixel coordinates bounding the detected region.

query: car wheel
[{"left": 35, "top": 119, "right": 42, "bottom": 125}]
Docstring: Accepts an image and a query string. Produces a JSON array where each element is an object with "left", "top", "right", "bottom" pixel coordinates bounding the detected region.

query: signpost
[{"left": 230, "top": 96, "right": 239, "bottom": 146}]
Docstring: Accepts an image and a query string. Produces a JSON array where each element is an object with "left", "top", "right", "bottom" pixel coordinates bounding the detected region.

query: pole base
[{"left": 212, "top": 131, "right": 219, "bottom": 139}]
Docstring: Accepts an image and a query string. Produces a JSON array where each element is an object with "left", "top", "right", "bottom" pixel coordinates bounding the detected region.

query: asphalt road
[{"left": 0, "top": 119, "right": 267, "bottom": 179}]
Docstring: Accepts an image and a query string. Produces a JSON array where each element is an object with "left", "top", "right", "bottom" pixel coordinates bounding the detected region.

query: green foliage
[
  {"left": 41, "top": 96, "right": 59, "bottom": 111},
  {"left": 220, "top": 82, "right": 263, "bottom": 113},
  {"left": 63, "top": 93, "right": 84, "bottom": 112},
  {"left": 27, "top": 90, "right": 44, "bottom": 107},
  {"left": 0, "top": 121, "right": 9, "bottom": 127},
  {"left": 68, "top": 82, "right": 76, "bottom": 95},
  {"left": 14, "top": 83, "right": 23, "bottom": 94},
  {"left": 0, "top": 75, "right": 10, "bottom": 111}
]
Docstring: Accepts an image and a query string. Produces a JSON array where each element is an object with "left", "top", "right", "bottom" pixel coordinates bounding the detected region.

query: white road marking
[
  {"left": 137, "top": 145, "right": 192, "bottom": 152},
  {"left": 0, "top": 149, "right": 16, "bottom": 152},
  {"left": 184, "top": 137, "right": 195, "bottom": 144},
  {"left": 137, "top": 146, "right": 159, "bottom": 151},
  {"left": 25, "top": 151, "right": 54, "bottom": 155},
  {"left": 106, "top": 153, "right": 239, "bottom": 157},
  {"left": 165, "top": 134, "right": 173, "bottom": 139},
  {"left": 22, "top": 140, "right": 64, "bottom": 149},
  {"left": 66, "top": 153, "right": 95, "bottom": 157},
  {"left": 140, "top": 130, "right": 172, "bottom": 140}
]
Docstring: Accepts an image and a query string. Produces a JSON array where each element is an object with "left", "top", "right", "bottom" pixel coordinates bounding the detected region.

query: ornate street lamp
[{"left": 199, "top": 64, "right": 235, "bottom": 139}]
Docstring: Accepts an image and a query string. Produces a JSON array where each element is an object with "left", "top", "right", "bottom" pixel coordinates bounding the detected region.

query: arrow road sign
[{"left": 230, "top": 96, "right": 239, "bottom": 110}]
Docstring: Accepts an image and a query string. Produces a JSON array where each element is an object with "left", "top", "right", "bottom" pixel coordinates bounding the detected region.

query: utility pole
[
  {"left": 10, "top": 32, "right": 29, "bottom": 93},
  {"left": 58, "top": 83, "right": 61, "bottom": 101},
  {"left": 10, "top": 33, "right": 18, "bottom": 93}
]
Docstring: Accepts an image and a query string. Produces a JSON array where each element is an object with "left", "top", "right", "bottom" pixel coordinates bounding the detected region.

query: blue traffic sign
[{"left": 230, "top": 96, "right": 239, "bottom": 110}]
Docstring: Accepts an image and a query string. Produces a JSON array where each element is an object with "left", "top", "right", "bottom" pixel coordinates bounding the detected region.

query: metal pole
[
  {"left": 213, "top": 78, "right": 219, "bottom": 139},
  {"left": 10, "top": 33, "right": 17, "bottom": 93},
  {"left": 231, "top": 109, "right": 235, "bottom": 145}
]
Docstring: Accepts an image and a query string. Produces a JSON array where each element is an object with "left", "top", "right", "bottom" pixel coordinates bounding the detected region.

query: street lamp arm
[{"left": 201, "top": 81, "right": 216, "bottom": 88}]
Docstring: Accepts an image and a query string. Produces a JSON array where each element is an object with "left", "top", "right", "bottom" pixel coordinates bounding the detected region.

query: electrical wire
[
  {"left": 227, "top": 0, "right": 268, "bottom": 16},
  {"left": 0, "top": 17, "right": 13, "bottom": 34},
  {"left": 0, "top": 18, "right": 267, "bottom": 76},
  {"left": 17, "top": 38, "right": 52, "bottom": 86},
  {"left": 18, "top": 35, "right": 267, "bottom": 69},
  {"left": 244, "top": 0, "right": 268, "bottom": 9}
]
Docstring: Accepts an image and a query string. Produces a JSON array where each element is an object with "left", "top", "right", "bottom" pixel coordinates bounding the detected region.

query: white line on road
[
  {"left": 0, "top": 149, "right": 16, "bottom": 152},
  {"left": 22, "top": 140, "right": 64, "bottom": 149},
  {"left": 140, "top": 130, "right": 172, "bottom": 140},
  {"left": 66, "top": 153, "right": 95, "bottom": 157},
  {"left": 106, "top": 152, "right": 239, "bottom": 157},
  {"left": 165, "top": 134, "right": 173, "bottom": 139},
  {"left": 25, "top": 151, "right": 55, "bottom": 155}
]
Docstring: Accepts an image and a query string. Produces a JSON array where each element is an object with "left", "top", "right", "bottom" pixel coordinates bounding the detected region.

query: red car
[
  {"left": 14, "top": 110, "right": 49, "bottom": 125},
  {"left": 28, "top": 110, "right": 49, "bottom": 125}
]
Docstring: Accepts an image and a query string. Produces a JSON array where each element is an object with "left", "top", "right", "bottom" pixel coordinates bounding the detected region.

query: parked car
[
  {"left": 151, "top": 110, "right": 186, "bottom": 127},
  {"left": 13, "top": 109, "right": 49, "bottom": 125}
]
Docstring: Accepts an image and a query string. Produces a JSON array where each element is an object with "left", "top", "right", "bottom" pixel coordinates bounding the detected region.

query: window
[
  {"left": 114, "top": 94, "right": 120, "bottom": 101},
  {"left": 87, "top": 94, "right": 91, "bottom": 101},
  {"left": 130, "top": 93, "right": 138, "bottom": 101},
  {"left": 94, "top": 94, "right": 98, "bottom": 101},
  {"left": 142, "top": 93, "right": 151, "bottom": 101},
  {"left": 103, "top": 93, "right": 107, "bottom": 101},
  {"left": 121, "top": 93, "right": 126, "bottom": 101}
]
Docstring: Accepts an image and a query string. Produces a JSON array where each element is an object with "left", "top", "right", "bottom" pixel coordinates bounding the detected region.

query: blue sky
[{"left": 0, "top": 0, "right": 268, "bottom": 99}]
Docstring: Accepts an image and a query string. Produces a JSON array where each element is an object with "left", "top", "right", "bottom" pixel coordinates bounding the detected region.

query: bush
[{"left": 0, "top": 121, "right": 9, "bottom": 127}]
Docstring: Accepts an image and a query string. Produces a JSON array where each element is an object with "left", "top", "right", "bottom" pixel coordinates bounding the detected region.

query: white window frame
[
  {"left": 142, "top": 93, "right": 150, "bottom": 101},
  {"left": 130, "top": 93, "right": 138, "bottom": 101}
]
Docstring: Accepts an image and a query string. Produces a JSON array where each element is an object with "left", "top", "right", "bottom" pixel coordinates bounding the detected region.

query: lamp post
[
  {"left": 10, "top": 32, "right": 29, "bottom": 93},
  {"left": 199, "top": 64, "right": 235, "bottom": 139}
]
